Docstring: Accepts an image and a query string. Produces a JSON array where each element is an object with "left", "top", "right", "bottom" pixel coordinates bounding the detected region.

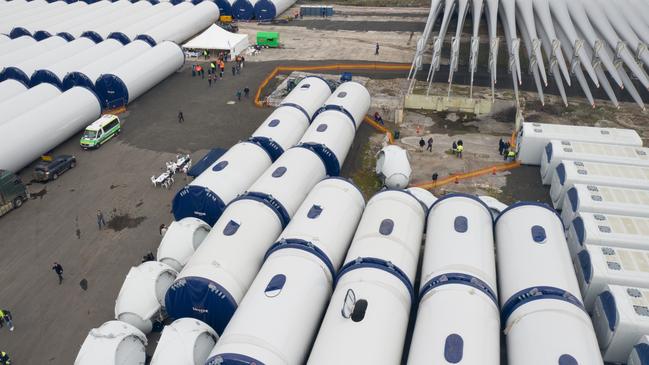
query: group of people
[
  {"left": 418, "top": 137, "right": 434, "bottom": 152},
  {"left": 191, "top": 54, "right": 250, "bottom": 104},
  {"left": 499, "top": 138, "right": 517, "bottom": 161}
]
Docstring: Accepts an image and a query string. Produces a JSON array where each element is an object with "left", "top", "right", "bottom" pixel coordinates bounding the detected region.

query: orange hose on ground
[
  {"left": 412, "top": 161, "right": 521, "bottom": 190},
  {"left": 254, "top": 62, "right": 411, "bottom": 107}
]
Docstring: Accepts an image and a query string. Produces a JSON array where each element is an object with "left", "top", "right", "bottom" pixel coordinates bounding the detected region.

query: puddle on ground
[
  {"left": 30, "top": 188, "right": 47, "bottom": 199},
  {"left": 107, "top": 213, "right": 146, "bottom": 232},
  {"left": 410, "top": 110, "right": 481, "bottom": 135}
]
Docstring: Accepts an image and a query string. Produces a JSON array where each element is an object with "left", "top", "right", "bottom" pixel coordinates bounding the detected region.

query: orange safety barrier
[
  {"left": 254, "top": 63, "right": 411, "bottom": 107},
  {"left": 412, "top": 161, "right": 521, "bottom": 190}
]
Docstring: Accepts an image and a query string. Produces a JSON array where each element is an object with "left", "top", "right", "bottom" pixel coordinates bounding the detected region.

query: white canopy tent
[{"left": 182, "top": 24, "right": 249, "bottom": 57}]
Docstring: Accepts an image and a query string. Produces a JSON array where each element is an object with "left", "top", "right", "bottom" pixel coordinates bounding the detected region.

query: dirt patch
[
  {"left": 107, "top": 213, "right": 147, "bottom": 232},
  {"left": 30, "top": 188, "right": 47, "bottom": 200},
  {"left": 491, "top": 106, "right": 517, "bottom": 124},
  {"left": 410, "top": 110, "right": 481, "bottom": 136},
  {"left": 346, "top": 137, "right": 383, "bottom": 200}
]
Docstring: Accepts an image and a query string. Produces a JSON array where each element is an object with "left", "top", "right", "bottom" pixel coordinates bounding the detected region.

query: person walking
[
  {"left": 52, "top": 262, "right": 63, "bottom": 285},
  {"left": 236, "top": 90, "right": 242, "bottom": 101},
  {"left": 96, "top": 210, "right": 106, "bottom": 230},
  {"left": 0, "top": 309, "right": 13, "bottom": 331},
  {"left": 456, "top": 143, "right": 464, "bottom": 158},
  {"left": 498, "top": 138, "right": 505, "bottom": 155},
  {"left": 208, "top": 74, "right": 212, "bottom": 87},
  {"left": 426, "top": 137, "right": 433, "bottom": 152},
  {"left": 178, "top": 111, "right": 184, "bottom": 124},
  {"left": 418, "top": 138, "right": 425, "bottom": 152},
  {"left": 451, "top": 141, "right": 457, "bottom": 154},
  {"left": 375, "top": 42, "right": 379, "bottom": 55},
  {"left": 232, "top": 65, "right": 236, "bottom": 76},
  {"left": 243, "top": 87, "right": 250, "bottom": 98},
  {"left": 160, "top": 224, "right": 167, "bottom": 236}
]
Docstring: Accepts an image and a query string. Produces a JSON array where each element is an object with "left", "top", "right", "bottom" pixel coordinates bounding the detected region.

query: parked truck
[{"left": 0, "top": 169, "right": 29, "bottom": 217}]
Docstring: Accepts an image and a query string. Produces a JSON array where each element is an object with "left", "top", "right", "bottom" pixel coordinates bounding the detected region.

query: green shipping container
[{"left": 257, "top": 32, "right": 279, "bottom": 48}]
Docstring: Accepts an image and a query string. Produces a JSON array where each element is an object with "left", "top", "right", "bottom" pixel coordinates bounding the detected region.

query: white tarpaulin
[{"left": 182, "top": 24, "right": 249, "bottom": 56}]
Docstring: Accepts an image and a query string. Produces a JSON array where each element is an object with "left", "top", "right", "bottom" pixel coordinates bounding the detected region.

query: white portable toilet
[
  {"left": 114, "top": 261, "right": 178, "bottom": 334},
  {"left": 74, "top": 320, "right": 147, "bottom": 365},
  {"left": 540, "top": 140, "right": 649, "bottom": 184},
  {"left": 166, "top": 147, "right": 327, "bottom": 335},
  {"left": 628, "top": 335, "right": 649, "bottom": 365},
  {"left": 567, "top": 212, "right": 649, "bottom": 258},
  {"left": 549, "top": 160, "right": 649, "bottom": 208},
  {"left": 249, "top": 76, "right": 332, "bottom": 161},
  {"left": 575, "top": 244, "right": 649, "bottom": 311},
  {"left": 479, "top": 195, "right": 509, "bottom": 219},
  {"left": 516, "top": 122, "right": 642, "bottom": 165},
  {"left": 407, "top": 187, "right": 437, "bottom": 209},
  {"left": 408, "top": 193, "right": 499, "bottom": 365},
  {"left": 308, "top": 189, "right": 426, "bottom": 365},
  {"left": 592, "top": 284, "right": 649, "bottom": 363},
  {"left": 205, "top": 177, "right": 365, "bottom": 365},
  {"left": 375, "top": 145, "right": 412, "bottom": 189},
  {"left": 495, "top": 202, "right": 603, "bottom": 365},
  {"left": 560, "top": 184, "right": 649, "bottom": 229},
  {"left": 298, "top": 81, "right": 371, "bottom": 176},
  {"left": 156, "top": 217, "right": 211, "bottom": 272},
  {"left": 150, "top": 318, "right": 218, "bottom": 365},
  {"left": 172, "top": 141, "right": 272, "bottom": 226}
]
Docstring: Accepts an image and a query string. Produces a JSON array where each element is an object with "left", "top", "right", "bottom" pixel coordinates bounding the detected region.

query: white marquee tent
[{"left": 182, "top": 24, "right": 249, "bottom": 57}]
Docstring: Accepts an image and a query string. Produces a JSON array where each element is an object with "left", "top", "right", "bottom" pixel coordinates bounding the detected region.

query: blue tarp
[
  {"left": 187, "top": 148, "right": 227, "bottom": 177},
  {"left": 172, "top": 185, "right": 226, "bottom": 226},
  {"left": 165, "top": 276, "right": 238, "bottom": 335}
]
